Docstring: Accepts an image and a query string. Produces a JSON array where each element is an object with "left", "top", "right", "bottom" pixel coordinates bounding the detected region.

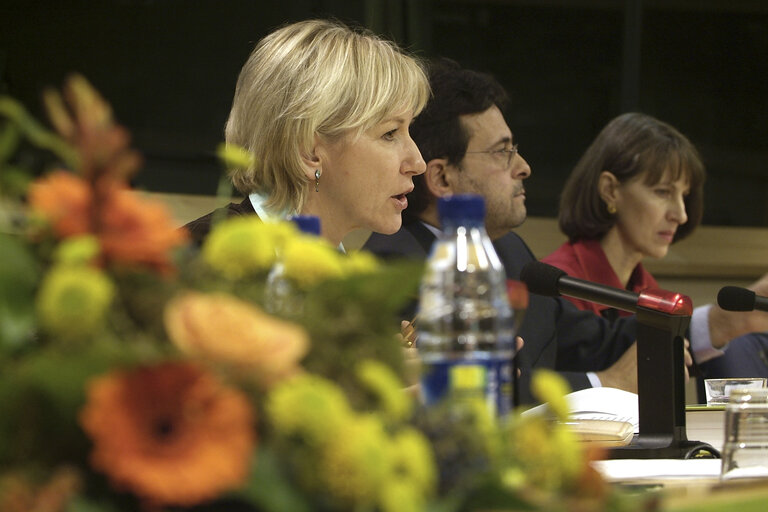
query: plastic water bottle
[
  {"left": 265, "top": 215, "right": 321, "bottom": 316},
  {"left": 417, "top": 194, "right": 516, "bottom": 416}
]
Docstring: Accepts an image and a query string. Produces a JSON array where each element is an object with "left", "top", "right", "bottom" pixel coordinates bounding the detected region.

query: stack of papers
[{"left": 593, "top": 458, "right": 722, "bottom": 484}]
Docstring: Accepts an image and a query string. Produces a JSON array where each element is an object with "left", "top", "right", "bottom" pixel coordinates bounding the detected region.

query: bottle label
[{"left": 420, "top": 357, "right": 513, "bottom": 417}]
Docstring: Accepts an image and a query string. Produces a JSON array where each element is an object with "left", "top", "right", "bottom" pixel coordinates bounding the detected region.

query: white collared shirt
[{"left": 248, "top": 192, "right": 345, "bottom": 252}]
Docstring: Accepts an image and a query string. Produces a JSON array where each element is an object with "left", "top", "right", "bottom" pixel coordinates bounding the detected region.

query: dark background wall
[{"left": 2, "top": 0, "right": 767, "bottom": 226}]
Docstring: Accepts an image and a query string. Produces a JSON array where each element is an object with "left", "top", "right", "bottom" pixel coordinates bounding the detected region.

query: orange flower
[
  {"left": 28, "top": 75, "right": 188, "bottom": 273},
  {"left": 27, "top": 171, "right": 188, "bottom": 273},
  {"left": 79, "top": 362, "right": 255, "bottom": 507},
  {"left": 164, "top": 292, "right": 309, "bottom": 388},
  {"left": 44, "top": 74, "right": 142, "bottom": 182},
  {"left": 506, "top": 280, "right": 529, "bottom": 310},
  {"left": 28, "top": 171, "right": 91, "bottom": 238},
  {"left": 99, "top": 187, "right": 188, "bottom": 273}
]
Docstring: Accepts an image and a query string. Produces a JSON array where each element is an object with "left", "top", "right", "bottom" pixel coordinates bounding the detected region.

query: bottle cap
[
  {"left": 437, "top": 194, "right": 485, "bottom": 226},
  {"left": 291, "top": 215, "right": 321, "bottom": 235}
]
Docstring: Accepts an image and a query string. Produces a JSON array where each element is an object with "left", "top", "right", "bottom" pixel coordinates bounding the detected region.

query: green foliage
[
  {"left": 0, "top": 79, "right": 657, "bottom": 512},
  {"left": 0, "top": 96, "right": 77, "bottom": 169},
  {"left": 0, "top": 338, "right": 145, "bottom": 467},
  {"left": 0, "top": 233, "right": 39, "bottom": 352},
  {"left": 300, "top": 259, "right": 422, "bottom": 405},
  {"left": 237, "top": 447, "right": 313, "bottom": 512}
]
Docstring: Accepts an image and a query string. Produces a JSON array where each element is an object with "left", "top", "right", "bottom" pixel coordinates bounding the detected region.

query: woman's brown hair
[{"left": 558, "top": 112, "right": 705, "bottom": 242}]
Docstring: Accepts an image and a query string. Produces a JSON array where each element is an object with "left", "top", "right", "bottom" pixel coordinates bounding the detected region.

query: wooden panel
[
  {"left": 141, "top": 192, "right": 236, "bottom": 227},
  {"left": 514, "top": 218, "right": 768, "bottom": 280},
  {"left": 146, "top": 192, "right": 768, "bottom": 282}
]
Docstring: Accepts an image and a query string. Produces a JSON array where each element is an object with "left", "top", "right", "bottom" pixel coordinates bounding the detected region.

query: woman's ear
[
  {"left": 423, "top": 158, "right": 455, "bottom": 198},
  {"left": 598, "top": 171, "right": 620, "bottom": 205},
  {"left": 301, "top": 135, "right": 325, "bottom": 181}
]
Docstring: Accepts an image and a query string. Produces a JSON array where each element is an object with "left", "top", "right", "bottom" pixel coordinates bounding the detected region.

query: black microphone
[
  {"left": 520, "top": 261, "right": 638, "bottom": 312},
  {"left": 520, "top": 261, "right": 692, "bottom": 315},
  {"left": 717, "top": 286, "right": 768, "bottom": 312}
]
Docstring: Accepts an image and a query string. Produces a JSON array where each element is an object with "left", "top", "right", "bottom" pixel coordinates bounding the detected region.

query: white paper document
[
  {"left": 524, "top": 387, "right": 640, "bottom": 432},
  {"left": 593, "top": 458, "right": 721, "bottom": 483}
]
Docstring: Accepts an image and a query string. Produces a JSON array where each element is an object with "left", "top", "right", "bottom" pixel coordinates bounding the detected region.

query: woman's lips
[
  {"left": 658, "top": 231, "right": 675, "bottom": 242},
  {"left": 391, "top": 193, "right": 408, "bottom": 210}
]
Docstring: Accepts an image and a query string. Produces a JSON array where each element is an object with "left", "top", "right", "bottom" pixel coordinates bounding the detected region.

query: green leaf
[
  {"left": 0, "top": 96, "right": 78, "bottom": 169},
  {"left": 0, "top": 338, "right": 148, "bottom": 466},
  {"left": 0, "top": 233, "right": 40, "bottom": 351},
  {"left": 66, "top": 496, "right": 123, "bottom": 512},
  {"left": 237, "top": 446, "right": 313, "bottom": 512},
  {"left": 0, "top": 164, "right": 34, "bottom": 197},
  {"left": 0, "top": 122, "right": 21, "bottom": 164}
]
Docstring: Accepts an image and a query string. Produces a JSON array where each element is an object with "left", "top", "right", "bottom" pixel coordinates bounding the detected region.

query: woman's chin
[
  {"left": 648, "top": 247, "right": 670, "bottom": 260},
  {"left": 371, "top": 217, "right": 402, "bottom": 235}
]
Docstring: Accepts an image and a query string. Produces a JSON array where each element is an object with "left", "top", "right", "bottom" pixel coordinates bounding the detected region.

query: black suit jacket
[
  {"left": 363, "top": 219, "right": 637, "bottom": 404},
  {"left": 183, "top": 198, "right": 256, "bottom": 247}
]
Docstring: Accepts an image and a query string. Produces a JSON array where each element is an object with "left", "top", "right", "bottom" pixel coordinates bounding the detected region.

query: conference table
[{"left": 591, "top": 406, "right": 768, "bottom": 510}]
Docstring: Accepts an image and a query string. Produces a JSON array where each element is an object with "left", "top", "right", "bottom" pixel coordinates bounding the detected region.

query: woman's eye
[
  {"left": 381, "top": 129, "right": 398, "bottom": 141},
  {"left": 654, "top": 188, "right": 672, "bottom": 197}
]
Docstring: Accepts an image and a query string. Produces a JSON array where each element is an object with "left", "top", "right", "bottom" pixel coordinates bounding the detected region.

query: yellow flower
[
  {"left": 378, "top": 478, "right": 426, "bottom": 512},
  {"left": 500, "top": 466, "right": 526, "bottom": 490},
  {"left": 531, "top": 369, "right": 571, "bottom": 421},
  {"left": 216, "top": 142, "right": 255, "bottom": 171},
  {"left": 343, "top": 250, "right": 380, "bottom": 275},
  {"left": 390, "top": 427, "right": 436, "bottom": 494},
  {"left": 507, "top": 413, "right": 584, "bottom": 492},
  {"left": 52, "top": 236, "right": 100, "bottom": 266},
  {"left": 460, "top": 399, "right": 501, "bottom": 457},
  {"left": 320, "top": 414, "right": 392, "bottom": 507},
  {"left": 202, "top": 217, "right": 295, "bottom": 279},
  {"left": 281, "top": 234, "right": 344, "bottom": 288},
  {"left": 79, "top": 362, "right": 255, "bottom": 507},
  {"left": 266, "top": 374, "right": 353, "bottom": 446},
  {"left": 164, "top": 291, "right": 309, "bottom": 388},
  {"left": 36, "top": 265, "right": 114, "bottom": 340},
  {"left": 550, "top": 424, "right": 585, "bottom": 483},
  {"left": 508, "top": 415, "right": 561, "bottom": 490},
  {"left": 355, "top": 359, "right": 411, "bottom": 422}
]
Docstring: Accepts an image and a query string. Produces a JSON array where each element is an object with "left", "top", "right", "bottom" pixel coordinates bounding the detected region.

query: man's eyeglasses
[{"left": 465, "top": 144, "right": 519, "bottom": 169}]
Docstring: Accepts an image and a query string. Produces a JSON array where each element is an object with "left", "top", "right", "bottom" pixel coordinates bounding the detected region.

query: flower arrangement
[{"left": 0, "top": 75, "right": 643, "bottom": 512}]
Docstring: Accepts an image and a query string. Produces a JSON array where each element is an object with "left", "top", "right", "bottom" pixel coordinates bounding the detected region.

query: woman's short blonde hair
[{"left": 225, "top": 19, "right": 430, "bottom": 212}]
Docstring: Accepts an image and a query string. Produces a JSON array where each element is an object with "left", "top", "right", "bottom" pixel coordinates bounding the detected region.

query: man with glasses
[
  {"left": 363, "top": 59, "right": 768, "bottom": 404},
  {"left": 364, "top": 59, "right": 638, "bottom": 404}
]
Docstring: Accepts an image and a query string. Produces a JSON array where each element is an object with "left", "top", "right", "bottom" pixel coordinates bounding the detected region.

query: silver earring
[{"left": 315, "top": 169, "right": 320, "bottom": 192}]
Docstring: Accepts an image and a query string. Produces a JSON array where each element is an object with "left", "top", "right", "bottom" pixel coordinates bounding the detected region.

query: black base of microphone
[
  {"left": 608, "top": 435, "right": 720, "bottom": 460},
  {"left": 613, "top": 306, "right": 713, "bottom": 460}
]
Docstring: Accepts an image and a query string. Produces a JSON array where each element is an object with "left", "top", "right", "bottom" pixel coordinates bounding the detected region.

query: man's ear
[
  {"left": 598, "top": 171, "right": 620, "bottom": 204},
  {"left": 423, "top": 158, "right": 455, "bottom": 198}
]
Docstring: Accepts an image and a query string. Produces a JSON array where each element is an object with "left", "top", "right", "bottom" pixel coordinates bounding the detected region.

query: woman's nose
[
  {"left": 670, "top": 194, "right": 688, "bottom": 225},
  {"left": 403, "top": 136, "right": 426, "bottom": 175}
]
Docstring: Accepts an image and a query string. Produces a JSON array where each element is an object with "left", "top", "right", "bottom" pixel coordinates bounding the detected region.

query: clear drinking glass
[
  {"left": 705, "top": 378, "right": 767, "bottom": 405},
  {"left": 721, "top": 388, "right": 768, "bottom": 480}
]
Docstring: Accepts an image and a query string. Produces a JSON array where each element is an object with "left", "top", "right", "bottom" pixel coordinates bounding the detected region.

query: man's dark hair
[{"left": 405, "top": 59, "right": 508, "bottom": 218}]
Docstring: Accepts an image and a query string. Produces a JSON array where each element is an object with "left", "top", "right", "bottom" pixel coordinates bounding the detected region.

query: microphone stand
[
  {"left": 517, "top": 262, "right": 719, "bottom": 458},
  {"left": 609, "top": 304, "right": 718, "bottom": 459}
]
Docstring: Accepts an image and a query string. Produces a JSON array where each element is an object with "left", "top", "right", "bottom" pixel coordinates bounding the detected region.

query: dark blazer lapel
[{"left": 404, "top": 220, "right": 438, "bottom": 256}]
